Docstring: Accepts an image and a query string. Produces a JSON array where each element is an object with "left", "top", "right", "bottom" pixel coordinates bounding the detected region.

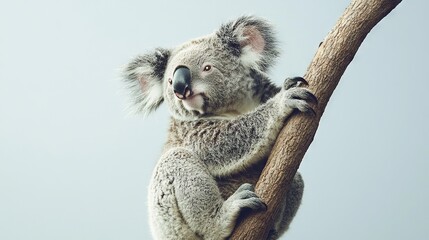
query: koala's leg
[
  {"left": 268, "top": 172, "right": 304, "bottom": 240},
  {"left": 152, "top": 148, "right": 266, "bottom": 240}
]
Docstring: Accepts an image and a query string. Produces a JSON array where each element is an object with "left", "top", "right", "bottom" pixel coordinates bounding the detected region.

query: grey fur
[{"left": 123, "top": 16, "right": 316, "bottom": 240}]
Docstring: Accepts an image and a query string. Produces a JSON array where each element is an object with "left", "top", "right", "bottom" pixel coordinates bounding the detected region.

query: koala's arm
[{"left": 175, "top": 79, "right": 316, "bottom": 177}]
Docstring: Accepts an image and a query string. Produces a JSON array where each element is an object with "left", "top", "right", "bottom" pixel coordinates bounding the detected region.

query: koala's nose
[{"left": 172, "top": 66, "right": 192, "bottom": 100}]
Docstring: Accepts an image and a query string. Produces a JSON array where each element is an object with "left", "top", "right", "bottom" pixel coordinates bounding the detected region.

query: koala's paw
[
  {"left": 228, "top": 183, "right": 267, "bottom": 211},
  {"left": 282, "top": 77, "right": 318, "bottom": 115}
]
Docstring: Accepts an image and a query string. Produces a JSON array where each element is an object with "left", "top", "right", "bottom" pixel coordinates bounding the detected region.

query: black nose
[{"left": 172, "top": 66, "right": 192, "bottom": 99}]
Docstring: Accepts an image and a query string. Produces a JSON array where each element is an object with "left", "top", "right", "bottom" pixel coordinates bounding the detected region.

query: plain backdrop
[{"left": 1, "top": 0, "right": 428, "bottom": 239}]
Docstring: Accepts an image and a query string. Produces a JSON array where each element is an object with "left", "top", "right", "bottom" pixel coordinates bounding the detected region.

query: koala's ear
[
  {"left": 216, "top": 15, "right": 279, "bottom": 71},
  {"left": 123, "top": 48, "right": 170, "bottom": 115}
]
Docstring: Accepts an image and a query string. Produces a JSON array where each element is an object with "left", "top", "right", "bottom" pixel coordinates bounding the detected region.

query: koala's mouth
[{"left": 180, "top": 93, "right": 206, "bottom": 114}]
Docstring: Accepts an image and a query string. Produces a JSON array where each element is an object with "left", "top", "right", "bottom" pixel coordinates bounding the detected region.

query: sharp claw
[
  {"left": 306, "top": 107, "right": 317, "bottom": 117},
  {"left": 262, "top": 202, "right": 268, "bottom": 211},
  {"left": 294, "top": 77, "right": 308, "bottom": 86},
  {"left": 307, "top": 92, "right": 318, "bottom": 104},
  {"left": 284, "top": 77, "right": 309, "bottom": 90}
]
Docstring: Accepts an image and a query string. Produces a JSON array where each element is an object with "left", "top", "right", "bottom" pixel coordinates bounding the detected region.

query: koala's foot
[
  {"left": 282, "top": 77, "right": 317, "bottom": 115},
  {"left": 269, "top": 173, "right": 304, "bottom": 240},
  {"left": 219, "top": 183, "right": 266, "bottom": 237},
  {"left": 227, "top": 183, "right": 267, "bottom": 211}
]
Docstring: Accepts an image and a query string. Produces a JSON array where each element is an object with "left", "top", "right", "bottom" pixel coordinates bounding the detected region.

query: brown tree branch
[{"left": 230, "top": 0, "right": 402, "bottom": 239}]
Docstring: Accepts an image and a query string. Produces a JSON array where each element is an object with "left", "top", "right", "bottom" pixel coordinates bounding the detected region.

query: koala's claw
[
  {"left": 302, "top": 105, "right": 317, "bottom": 117},
  {"left": 307, "top": 107, "right": 317, "bottom": 117},
  {"left": 283, "top": 77, "right": 308, "bottom": 90},
  {"left": 291, "top": 90, "right": 318, "bottom": 105}
]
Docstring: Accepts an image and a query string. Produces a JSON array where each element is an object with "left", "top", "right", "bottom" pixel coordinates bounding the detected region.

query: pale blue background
[{"left": 1, "top": 0, "right": 428, "bottom": 239}]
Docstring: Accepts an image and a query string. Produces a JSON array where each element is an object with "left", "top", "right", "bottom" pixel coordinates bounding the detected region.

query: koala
[{"left": 123, "top": 16, "right": 316, "bottom": 240}]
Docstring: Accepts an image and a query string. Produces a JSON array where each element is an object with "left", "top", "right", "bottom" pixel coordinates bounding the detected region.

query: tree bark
[{"left": 230, "top": 0, "right": 402, "bottom": 239}]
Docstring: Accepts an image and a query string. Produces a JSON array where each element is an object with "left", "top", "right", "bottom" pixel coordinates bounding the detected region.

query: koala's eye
[{"left": 203, "top": 65, "right": 212, "bottom": 72}]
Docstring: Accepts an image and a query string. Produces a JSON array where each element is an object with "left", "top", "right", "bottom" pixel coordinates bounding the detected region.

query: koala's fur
[{"left": 123, "top": 16, "right": 316, "bottom": 240}]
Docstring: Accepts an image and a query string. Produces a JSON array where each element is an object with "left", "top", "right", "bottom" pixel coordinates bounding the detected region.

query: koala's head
[{"left": 124, "top": 16, "right": 279, "bottom": 120}]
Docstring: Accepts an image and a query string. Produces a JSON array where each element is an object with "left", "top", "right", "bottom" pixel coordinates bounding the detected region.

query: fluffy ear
[
  {"left": 123, "top": 48, "right": 170, "bottom": 115},
  {"left": 216, "top": 15, "right": 279, "bottom": 72}
]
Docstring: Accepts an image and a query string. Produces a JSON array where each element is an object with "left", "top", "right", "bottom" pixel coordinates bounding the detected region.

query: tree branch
[{"left": 230, "top": 0, "right": 402, "bottom": 239}]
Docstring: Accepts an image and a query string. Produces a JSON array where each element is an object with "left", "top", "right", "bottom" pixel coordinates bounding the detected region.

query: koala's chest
[
  {"left": 166, "top": 120, "right": 223, "bottom": 149},
  {"left": 165, "top": 119, "right": 267, "bottom": 198}
]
